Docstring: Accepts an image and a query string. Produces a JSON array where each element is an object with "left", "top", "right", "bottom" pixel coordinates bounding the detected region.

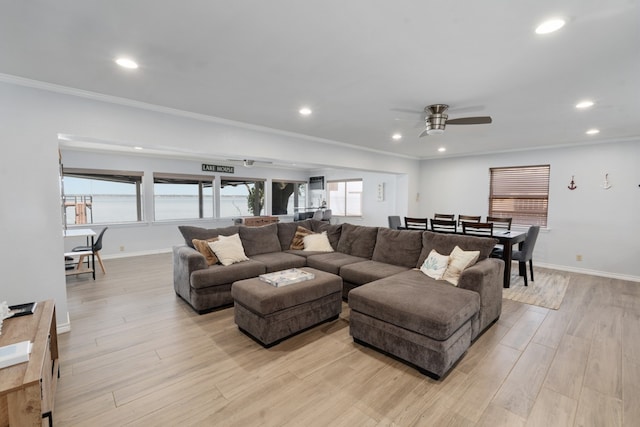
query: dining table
[{"left": 490, "top": 230, "right": 527, "bottom": 288}]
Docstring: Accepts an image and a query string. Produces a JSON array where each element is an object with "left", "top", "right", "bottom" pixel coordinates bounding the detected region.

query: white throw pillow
[
  {"left": 442, "top": 246, "right": 480, "bottom": 286},
  {"left": 303, "top": 231, "right": 334, "bottom": 252},
  {"left": 420, "top": 249, "right": 450, "bottom": 280},
  {"left": 208, "top": 233, "right": 249, "bottom": 266}
]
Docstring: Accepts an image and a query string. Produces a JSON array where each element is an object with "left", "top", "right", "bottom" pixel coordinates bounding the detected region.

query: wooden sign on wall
[{"left": 202, "top": 164, "right": 235, "bottom": 173}]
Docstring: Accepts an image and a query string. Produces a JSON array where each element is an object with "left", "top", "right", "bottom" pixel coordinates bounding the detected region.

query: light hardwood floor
[{"left": 56, "top": 253, "right": 640, "bottom": 426}]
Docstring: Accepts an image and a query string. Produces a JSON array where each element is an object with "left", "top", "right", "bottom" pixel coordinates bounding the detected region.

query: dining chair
[
  {"left": 388, "top": 215, "right": 402, "bottom": 230},
  {"left": 73, "top": 226, "right": 108, "bottom": 274},
  {"left": 430, "top": 218, "right": 457, "bottom": 233},
  {"left": 433, "top": 213, "right": 455, "bottom": 221},
  {"left": 493, "top": 225, "right": 540, "bottom": 286},
  {"left": 322, "top": 209, "right": 332, "bottom": 222},
  {"left": 487, "top": 216, "right": 512, "bottom": 230},
  {"left": 462, "top": 221, "right": 494, "bottom": 237},
  {"left": 312, "top": 210, "right": 324, "bottom": 221},
  {"left": 458, "top": 215, "right": 481, "bottom": 226},
  {"left": 404, "top": 217, "right": 428, "bottom": 230}
]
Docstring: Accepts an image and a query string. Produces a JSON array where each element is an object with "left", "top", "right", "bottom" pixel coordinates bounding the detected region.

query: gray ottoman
[
  {"left": 349, "top": 278, "right": 480, "bottom": 379},
  {"left": 231, "top": 267, "right": 343, "bottom": 347}
]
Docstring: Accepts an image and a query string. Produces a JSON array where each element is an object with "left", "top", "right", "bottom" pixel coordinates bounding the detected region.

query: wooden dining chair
[
  {"left": 430, "top": 218, "right": 457, "bottom": 233},
  {"left": 487, "top": 216, "right": 512, "bottom": 230},
  {"left": 404, "top": 217, "right": 428, "bottom": 230},
  {"left": 458, "top": 214, "right": 481, "bottom": 226},
  {"left": 73, "top": 227, "right": 108, "bottom": 274},
  {"left": 433, "top": 213, "right": 455, "bottom": 221},
  {"left": 462, "top": 222, "right": 494, "bottom": 237}
]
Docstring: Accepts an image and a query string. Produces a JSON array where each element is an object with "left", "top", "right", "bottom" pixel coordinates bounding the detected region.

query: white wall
[
  {"left": 420, "top": 140, "right": 640, "bottom": 280},
  {"left": 0, "top": 80, "right": 420, "bottom": 329}
]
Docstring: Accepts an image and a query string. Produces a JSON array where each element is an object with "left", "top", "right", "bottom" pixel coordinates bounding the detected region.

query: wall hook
[
  {"left": 568, "top": 175, "right": 577, "bottom": 190},
  {"left": 602, "top": 173, "right": 612, "bottom": 189}
]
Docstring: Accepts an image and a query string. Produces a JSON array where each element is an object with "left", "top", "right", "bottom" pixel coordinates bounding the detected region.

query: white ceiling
[{"left": 1, "top": 0, "right": 638, "bottom": 160}]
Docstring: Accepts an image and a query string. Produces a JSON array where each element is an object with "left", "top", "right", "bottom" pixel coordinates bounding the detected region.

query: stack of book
[{"left": 0, "top": 340, "right": 32, "bottom": 369}]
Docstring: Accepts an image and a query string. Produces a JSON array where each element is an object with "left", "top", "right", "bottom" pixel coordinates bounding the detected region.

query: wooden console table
[
  {"left": 0, "top": 300, "right": 59, "bottom": 426},
  {"left": 237, "top": 216, "right": 279, "bottom": 227}
]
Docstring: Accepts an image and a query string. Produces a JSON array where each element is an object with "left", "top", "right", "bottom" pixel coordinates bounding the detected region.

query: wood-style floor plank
[{"left": 54, "top": 253, "right": 640, "bottom": 426}]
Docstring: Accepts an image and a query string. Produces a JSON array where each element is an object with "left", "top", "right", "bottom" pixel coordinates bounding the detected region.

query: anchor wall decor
[
  {"left": 568, "top": 176, "right": 577, "bottom": 190},
  {"left": 601, "top": 173, "right": 612, "bottom": 189}
]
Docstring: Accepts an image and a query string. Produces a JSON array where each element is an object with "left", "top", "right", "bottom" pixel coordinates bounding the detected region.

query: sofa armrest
[
  {"left": 457, "top": 258, "right": 504, "bottom": 336},
  {"left": 173, "top": 245, "right": 207, "bottom": 298}
]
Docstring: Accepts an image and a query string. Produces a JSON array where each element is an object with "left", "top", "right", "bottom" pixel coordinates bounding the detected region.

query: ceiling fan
[{"left": 418, "top": 104, "right": 492, "bottom": 137}]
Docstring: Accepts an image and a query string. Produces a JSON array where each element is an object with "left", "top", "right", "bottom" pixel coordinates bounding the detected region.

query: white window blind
[{"left": 489, "top": 165, "right": 550, "bottom": 227}]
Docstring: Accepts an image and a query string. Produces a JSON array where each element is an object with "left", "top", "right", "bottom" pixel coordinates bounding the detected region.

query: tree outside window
[
  {"left": 220, "top": 179, "right": 265, "bottom": 217},
  {"left": 272, "top": 181, "right": 307, "bottom": 215}
]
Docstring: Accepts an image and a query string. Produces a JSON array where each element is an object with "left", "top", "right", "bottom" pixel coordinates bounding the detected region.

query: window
[
  {"left": 220, "top": 178, "right": 265, "bottom": 217},
  {"left": 62, "top": 168, "right": 143, "bottom": 224},
  {"left": 489, "top": 165, "right": 550, "bottom": 227},
  {"left": 327, "top": 179, "right": 363, "bottom": 216},
  {"left": 272, "top": 181, "right": 307, "bottom": 215},
  {"left": 153, "top": 173, "right": 214, "bottom": 221}
]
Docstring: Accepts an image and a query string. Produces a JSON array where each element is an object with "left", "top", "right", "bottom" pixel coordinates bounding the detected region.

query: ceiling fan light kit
[{"left": 419, "top": 104, "right": 492, "bottom": 137}]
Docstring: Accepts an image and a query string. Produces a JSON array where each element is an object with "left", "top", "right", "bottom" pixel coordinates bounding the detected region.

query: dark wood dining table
[{"left": 491, "top": 230, "right": 527, "bottom": 288}]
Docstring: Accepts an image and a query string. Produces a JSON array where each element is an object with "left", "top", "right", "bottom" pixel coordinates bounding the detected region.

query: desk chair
[
  {"left": 388, "top": 216, "right": 402, "bottom": 230},
  {"left": 493, "top": 225, "right": 540, "bottom": 286},
  {"left": 433, "top": 213, "right": 455, "bottom": 221},
  {"left": 487, "top": 216, "right": 512, "bottom": 230},
  {"left": 458, "top": 215, "right": 481, "bottom": 226},
  {"left": 73, "top": 227, "right": 108, "bottom": 274},
  {"left": 430, "top": 219, "right": 457, "bottom": 233},
  {"left": 462, "top": 222, "right": 493, "bottom": 237},
  {"left": 404, "top": 217, "right": 428, "bottom": 230}
]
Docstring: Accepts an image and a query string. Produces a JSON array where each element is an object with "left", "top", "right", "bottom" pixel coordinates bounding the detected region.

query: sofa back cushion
[
  {"left": 309, "top": 220, "right": 342, "bottom": 250},
  {"left": 178, "top": 225, "right": 240, "bottom": 249},
  {"left": 238, "top": 223, "right": 282, "bottom": 257},
  {"left": 372, "top": 228, "right": 423, "bottom": 268},
  {"left": 336, "top": 223, "right": 378, "bottom": 259},
  {"left": 417, "top": 231, "right": 497, "bottom": 267},
  {"left": 277, "top": 219, "right": 313, "bottom": 251}
]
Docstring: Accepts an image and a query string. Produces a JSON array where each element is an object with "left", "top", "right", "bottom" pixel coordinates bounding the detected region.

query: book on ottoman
[{"left": 259, "top": 268, "right": 315, "bottom": 287}]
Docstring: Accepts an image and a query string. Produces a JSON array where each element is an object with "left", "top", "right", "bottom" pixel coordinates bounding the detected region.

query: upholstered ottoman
[
  {"left": 349, "top": 279, "right": 480, "bottom": 379},
  {"left": 231, "top": 267, "right": 343, "bottom": 347}
]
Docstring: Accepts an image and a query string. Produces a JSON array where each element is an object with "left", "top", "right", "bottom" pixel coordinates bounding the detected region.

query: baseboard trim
[
  {"left": 102, "top": 248, "right": 172, "bottom": 260},
  {"left": 57, "top": 311, "right": 71, "bottom": 334},
  {"left": 535, "top": 262, "right": 640, "bottom": 283}
]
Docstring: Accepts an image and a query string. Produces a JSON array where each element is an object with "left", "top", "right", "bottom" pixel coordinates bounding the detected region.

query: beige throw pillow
[
  {"left": 303, "top": 231, "right": 334, "bottom": 252},
  {"left": 442, "top": 246, "right": 480, "bottom": 286},
  {"left": 290, "top": 226, "right": 315, "bottom": 250},
  {"left": 208, "top": 233, "right": 249, "bottom": 266},
  {"left": 420, "top": 249, "right": 450, "bottom": 280},
  {"left": 192, "top": 237, "right": 219, "bottom": 265}
]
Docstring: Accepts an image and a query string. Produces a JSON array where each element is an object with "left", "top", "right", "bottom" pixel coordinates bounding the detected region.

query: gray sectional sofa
[{"left": 173, "top": 219, "right": 504, "bottom": 378}]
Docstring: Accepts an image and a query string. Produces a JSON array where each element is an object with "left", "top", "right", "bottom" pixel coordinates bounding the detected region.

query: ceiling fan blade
[
  {"left": 418, "top": 129, "right": 428, "bottom": 138},
  {"left": 447, "top": 116, "right": 492, "bottom": 125}
]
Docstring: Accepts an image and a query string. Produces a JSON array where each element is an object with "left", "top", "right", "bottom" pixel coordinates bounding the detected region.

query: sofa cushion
[
  {"left": 178, "top": 225, "right": 240, "bottom": 249},
  {"left": 417, "top": 231, "right": 497, "bottom": 267},
  {"left": 304, "top": 232, "right": 334, "bottom": 252},
  {"left": 238, "top": 223, "right": 281, "bottom": 257},
  {"left": 250, "top": 252, "right": 306, "bottom": 273},
  {"left": 349, "top": 270, "right": 480, "bottom": 341},
  {"left": 277, "top": 220, "right": 313, "bottom": 251},
  {"left": 290, "top": 226, "right": 315, "bottom": 250},
  {"left": 192, "top": 238, "right": 219, "bottom": 265},
  {"left": 336, "top": 223, "right": 378, "bottom": 259},
  {"left": 309, "top": 220, "right": 342, "bottom": 250},
  {"left": 371, "top": 228, "right": 423, "bottom": 268},
  {"left": 190, "top": 259, "right": 266, "bottom": 289},
  {"left": 306, "top": 252, "right": 368, "bottom": 275},
  {"left": 442, "top": 246, "right": 480, "bottom": 286},
  {"left": 420, "top": 249, "right": 450, "bottom": 280},
  {"left": 340, "top": 260, "right": 410, "bottom": 286},
  {"left": 209, "top": 234, "right": 249, "bottom": 266}
]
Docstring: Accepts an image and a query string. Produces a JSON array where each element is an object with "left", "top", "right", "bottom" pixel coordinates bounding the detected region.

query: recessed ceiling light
[
  {"left": 299, "top": 107, "right": 312, "bottom": 116},
  {"left": 438, "top": 147, "right": 446, "bottom": 152},
  {"left": 576, "top": 100, "right": 594, "bottom": 109},
  {"left": 535, "top": 18, "right": 565, "bottom": 35},
  {"left": 133, "top": 146, "right": 143, "bottom": 150},
  {"left": 391, "top": 133, "right": 402, "bottom": 141},
  {"left": 586, "top": 129, "right": 600, "bottom": 135},
  {"left": 115, "top": 57, "right": 139, "bottom": 69}
]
